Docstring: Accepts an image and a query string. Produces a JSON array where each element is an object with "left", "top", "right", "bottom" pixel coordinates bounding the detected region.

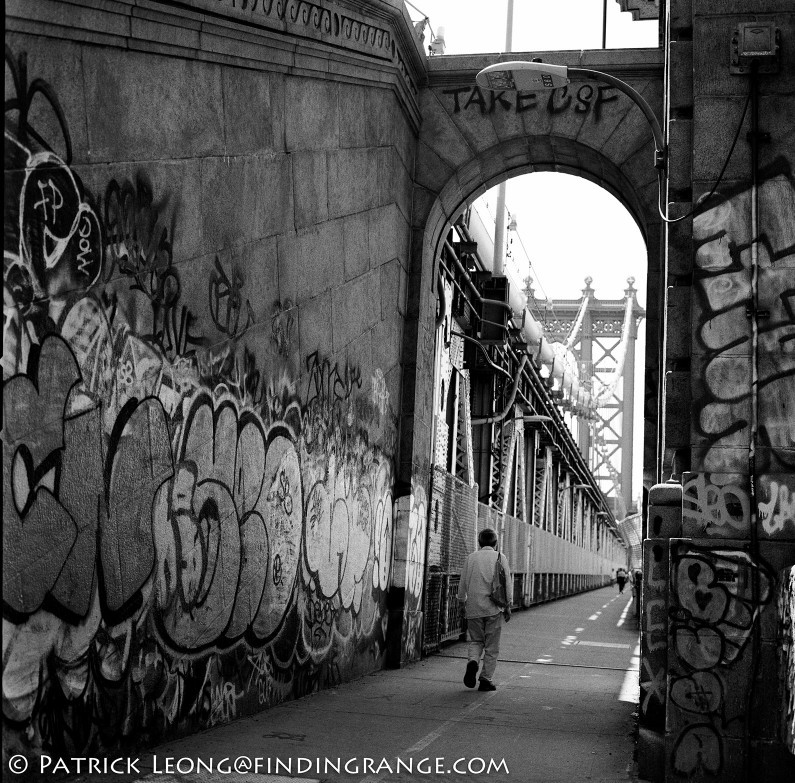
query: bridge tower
[{"left": 530, "top": 277, "right": 645, "bottom": 518}]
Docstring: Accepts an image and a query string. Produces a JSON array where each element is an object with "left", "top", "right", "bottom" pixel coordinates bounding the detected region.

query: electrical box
[
  {"left": 479, "top": 276, "right": 510, "bottom": 345},
  {"left": 731, "top": 22, "right": 781, "bottom": 74}
]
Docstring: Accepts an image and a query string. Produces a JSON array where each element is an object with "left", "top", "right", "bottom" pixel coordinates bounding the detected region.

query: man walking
[{"left": 457, "top": 528, "right": 512, "bottom": 692}]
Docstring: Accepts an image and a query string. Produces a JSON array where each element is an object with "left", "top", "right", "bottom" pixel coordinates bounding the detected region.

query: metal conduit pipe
[
  {"left": 505, "top": 345, "right": 609, "bottom": 519},
  {"left": 437, "top": 261, "right": 516, "bottom": 337},
  {"left": 746, "top": 64, "right": 762, "bottom": 781},
  {"left": 471, "top": 354, "right": 529, "bottom": 425},
  {"left": 495, "top": 341, "right": 583, "bottom": 470},
  {"left": 470, "top": 333, "right": 596, "bottom": 501},
  {"left": 442, "top": 239, "right": 513, "bottom": 313},
  {"left": 453, "top": 211, "right": 622, "bottom": 416},
  {"left": 450, "top": 336, "right": 602, "bottom": 508},
  {"left": 438, "top": 229, "right": 618, "bottom": 528},
  {"left": 441, "top": 240, "right": 564, "bottom": 385},
  {"left": 449, "top": 234, "right": 586, "bottom": 403},
  {"left": 480, "top": 337, "right": 604, "bottom": 515},
  {"left": 450, "top": 330, "right": 513, "bottom": 381}
]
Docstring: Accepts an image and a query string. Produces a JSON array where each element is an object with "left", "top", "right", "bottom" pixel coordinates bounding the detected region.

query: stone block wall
[
  {"left": 640, "top": 0, "right": 795, "bottom": 779},
  {"left": 3, "top": 0, "right": 424, "bottom": 768}
]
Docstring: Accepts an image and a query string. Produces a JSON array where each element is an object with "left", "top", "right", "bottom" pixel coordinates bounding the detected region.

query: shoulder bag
[{"left": 490, "top": 548, "right": 509, "bottom": 608}]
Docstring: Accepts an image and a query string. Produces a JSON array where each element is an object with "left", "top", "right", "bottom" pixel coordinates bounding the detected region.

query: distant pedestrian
[
  {"left": 457, "top": 528, "right": 512, "bottom": 692},
  {"left": 616, "top": 567, "right": 628, "bottom": 594},
  {"left": 631, "top": 569, "right": 642, "bottom": 601}
]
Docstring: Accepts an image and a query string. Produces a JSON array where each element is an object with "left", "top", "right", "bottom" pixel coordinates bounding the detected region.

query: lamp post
[
  {"left": 493, "top": 0, "right": 515, "bottom": 275},
  {"left": 475, "top": 61, "right": 666, "bottom": 171}
]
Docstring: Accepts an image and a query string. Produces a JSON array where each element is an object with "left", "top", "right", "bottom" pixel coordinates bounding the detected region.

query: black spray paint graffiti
[
  {"left": 442, "top": 84, "right": 618, "bottom": 121},
  {"left": 668, "top": 545, "right": 775, "bottom": 778},
  {"left": 4, "top": 50, "right": 103, "bottom": 375},
  {"left": 304, "top": 350, "right": 363, "bottom": 409},
  {"left": 104, "top": 177, "right": 206, "bottom": 360},
  {"left": 208, "top": 255, "right": 254, "bottom": 338},
  {"left": 692, "top": 159, "right": 795, "bottom": 474},
  {"left": 153, "top": 391, "right": 304, "bottom": 650},
  {"left": 3, "top": 48, "right": 397, "bottom": 766},
  {"left": 782, "top": 568, "right": 795, "bottom": 755},
  {"left": 3, "top": 338, "right": 394, "bottom": 758},
  {"left": 689, "top": 159, "right": 795, "bottom": 547},
  {"left": 194, "top": 343, "right": 301, "bottom": 423},
  {"left": 3, "top": 337, "right": 173, "bottom": 625},
  {"left": 271, "top": 299, "right": 295, "bottom": 357}
]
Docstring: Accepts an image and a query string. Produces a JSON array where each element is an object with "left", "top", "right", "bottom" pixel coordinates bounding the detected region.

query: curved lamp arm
[
  {"left": 568, "top": 67, "right": 665, "bottom": 168},
  {"left": 476, "top": 61, "right": 666, "bottom": 169}
]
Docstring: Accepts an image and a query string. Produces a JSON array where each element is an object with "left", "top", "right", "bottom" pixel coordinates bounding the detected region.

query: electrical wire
[
  {"left": 442, "top": 241, "right": 601, "bottom": 501},
  {"left": 474, "top": 191, "right": 560, "bottom": 330},
  {"left": 658, "top": 91, "right": 751, "bottom": 224},
  {"left": 515, "top": 231, "right": 556, "bottom": 317}
]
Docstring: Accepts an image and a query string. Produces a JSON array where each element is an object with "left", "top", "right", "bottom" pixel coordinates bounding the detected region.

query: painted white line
[
  {"left": 402, "top": 700, "right": 480, "bottom": 756},
  {"left": 358, "top": 663, "right": 528, "bottom": 783},
  {"left": 588, "top": 612, "right": 601, "bottom": 620},
  {"left": 560, "top": 634, "right": 578, "bottom": 647},
  {"left": 616, "top": 596, "right": 634, "bottom": 627},
  {"left": 618, "top": 643, "right": 641, "bottom": 703},
  {"left": 574, "top": 641, "right": 631, "bottom": 649}
]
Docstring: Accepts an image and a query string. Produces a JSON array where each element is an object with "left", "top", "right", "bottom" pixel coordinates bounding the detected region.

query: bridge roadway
[{"left": 71, "top": 587, "right": 641, "bottom": 783}]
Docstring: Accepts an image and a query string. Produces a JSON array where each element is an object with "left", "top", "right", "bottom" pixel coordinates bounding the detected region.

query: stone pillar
[
  {"left": 386, "top": 492, "right": 428, "bottom": 667},
  {"left": 645, "top": 1, "right": 795, "bottom": 779},
  {"left": 638, "top": 481, "right": 682, "bottom": 783},
  {"left": 387, "top": 219, "right": 438, "bottom": 666}
]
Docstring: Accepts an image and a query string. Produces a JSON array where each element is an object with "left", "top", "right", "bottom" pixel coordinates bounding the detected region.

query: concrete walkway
[{"left": 73, "top": 586, "right": 641, "bottom": 783}]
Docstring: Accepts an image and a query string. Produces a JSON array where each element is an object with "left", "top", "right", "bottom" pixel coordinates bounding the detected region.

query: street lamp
[{"left": 475, "top": 61, "right": 666, "bottom": 171}]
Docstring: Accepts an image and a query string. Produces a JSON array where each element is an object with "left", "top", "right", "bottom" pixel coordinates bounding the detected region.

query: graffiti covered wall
[
  {"left": 3, "top": 0, "right": 421, "bottom": 762},
  {"left": 666, "top": 160, "right": 795, "bottom": 780},
  {"left": 642, "top": 3, "right": 795, "bottom": 778}
]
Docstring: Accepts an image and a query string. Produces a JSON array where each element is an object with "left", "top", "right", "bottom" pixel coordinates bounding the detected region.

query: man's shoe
[
  {"left": 464, "top": 661, "right": 478, "bottom": 688},
  {"left": 478, "top": 678, "right": 497, "bottom": 691}
]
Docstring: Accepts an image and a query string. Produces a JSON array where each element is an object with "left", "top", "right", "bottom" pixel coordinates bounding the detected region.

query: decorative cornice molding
[
  {"left": 194, "top": 0, "right": 420, "bottom": 95},
  {"left": 5, "top": 0, "right": 425, "bottom": 124}
]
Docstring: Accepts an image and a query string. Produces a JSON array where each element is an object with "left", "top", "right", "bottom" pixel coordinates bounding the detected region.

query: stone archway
[{"left": 400, "top": 49, "right": 666, "bottom": 501}]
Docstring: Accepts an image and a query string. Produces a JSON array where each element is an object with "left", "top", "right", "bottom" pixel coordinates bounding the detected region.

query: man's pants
[{"left": 466, "top": 613, "right": 503, "bottom": 682}]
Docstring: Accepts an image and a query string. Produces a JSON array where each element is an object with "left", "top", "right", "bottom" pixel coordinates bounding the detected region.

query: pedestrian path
[{"left": 72, "top": 586, "right": 640, "bottom": 783}]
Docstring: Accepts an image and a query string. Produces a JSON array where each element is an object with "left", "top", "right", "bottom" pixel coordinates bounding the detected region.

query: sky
[
  {"left": 408, "top": 0, "right": 659, "bottom": 55},
  {"left": 405, "top": 1, "right": 658, "bottom": 507}
]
